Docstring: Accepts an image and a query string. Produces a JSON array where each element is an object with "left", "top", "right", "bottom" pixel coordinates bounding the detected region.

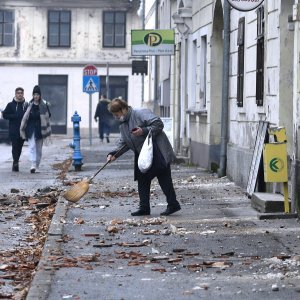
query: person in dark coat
[
  {"left": 106, "top": 98, "right": 181, "bottom": 216},
  {"left": 2, "top": 87, "right": 28, "bottom": 171},
  {"left": 94, "top": 94, "right": 113, "bottom": 143},
  {"left": 20, "top": 85, "right": 52, "bottom": 173}
]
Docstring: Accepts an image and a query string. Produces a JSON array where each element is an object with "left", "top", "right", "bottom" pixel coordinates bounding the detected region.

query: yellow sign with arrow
[{"left": 263, "top": 143, "right": 288, "bottom": 182}]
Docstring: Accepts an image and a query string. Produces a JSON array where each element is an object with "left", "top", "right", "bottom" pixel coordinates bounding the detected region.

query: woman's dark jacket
[
  {"left": 94, "top": 99, "right": 113, "bottom": 125},
  {"left": 109, "top": 107, "right": 176, "bottom": 180},
  {"left": 2, "top": 98, "right": 28, "bottom": 139},
  {"left": 26, "top": 103, "right": 42, "bottom": 139}
]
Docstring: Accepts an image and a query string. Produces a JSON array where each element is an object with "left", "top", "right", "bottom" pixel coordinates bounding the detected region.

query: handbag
[{"left": 138, "top": 130, "right": 153, "bottom": 173}]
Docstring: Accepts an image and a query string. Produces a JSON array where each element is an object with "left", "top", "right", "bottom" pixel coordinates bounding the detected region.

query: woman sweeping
[
  {"left": 107, "top": 98, "right": 181, "bottom": 216},
  {"left": 20, "top": 85, "right": 51, "bottom": 173}
]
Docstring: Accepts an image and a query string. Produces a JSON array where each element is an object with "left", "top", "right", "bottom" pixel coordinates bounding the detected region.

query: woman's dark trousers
[{"left": 137, "top": 166, "right": 179, "bottom": 211}]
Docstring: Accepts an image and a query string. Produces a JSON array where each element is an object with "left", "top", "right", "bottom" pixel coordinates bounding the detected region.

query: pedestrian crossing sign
[{"left": 83, "top": 75, "right": 100, "bottom": 94}]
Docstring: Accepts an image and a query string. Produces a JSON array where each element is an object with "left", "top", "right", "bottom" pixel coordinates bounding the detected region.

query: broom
[{"left": 63, "top": 145, "right": 126, "bottom": 203}]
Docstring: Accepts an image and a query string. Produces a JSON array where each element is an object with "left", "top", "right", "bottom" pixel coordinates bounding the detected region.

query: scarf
[{"left": 20, "top": 99, "right": 51, "bottom": 140}]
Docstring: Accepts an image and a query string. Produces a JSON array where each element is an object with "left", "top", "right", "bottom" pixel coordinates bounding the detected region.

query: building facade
[
  {"left": 0, "top": 0, "right": 142, "bottom": 135},
  {"left": 144, "top": 0, "right": 300, "bottom": 212}
]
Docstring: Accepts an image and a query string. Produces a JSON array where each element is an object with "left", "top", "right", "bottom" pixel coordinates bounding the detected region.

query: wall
[{"left": 0, "top": 0, "right": 142, "bottom": 132}]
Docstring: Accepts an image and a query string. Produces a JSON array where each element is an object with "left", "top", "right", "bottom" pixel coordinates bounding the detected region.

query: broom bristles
[{"left": 63, "top": 180, "right": 90, "bottom": 202}]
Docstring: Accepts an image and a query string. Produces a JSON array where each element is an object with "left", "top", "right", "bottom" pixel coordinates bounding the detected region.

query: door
[
  {"left": 39, "top": 75, "right": 68, "bottom": 134},
  {"left": 99, "top": 76, "right": 128, "bottom": 133}
]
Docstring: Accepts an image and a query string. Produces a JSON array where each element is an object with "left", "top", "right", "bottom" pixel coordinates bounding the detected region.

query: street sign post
[{"left": 82, "top": 65, "right": 99, "bottom": 146}]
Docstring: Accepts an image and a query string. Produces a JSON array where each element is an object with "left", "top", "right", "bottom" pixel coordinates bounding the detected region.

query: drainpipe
[
  {"left": 176, "top": 43, "right": 181, "bottom": 154},
  {"left": 141, "top": 0, "right": 145, "bottom": 103},
  {"left": 291, "top": 0, "right": 300, "bottom": 213},
  {"left": 154, "top": 0, "right": 159, "bottom": 114},
  {"left": 218, "top": 0, "right": 230, "bottom": 177}
]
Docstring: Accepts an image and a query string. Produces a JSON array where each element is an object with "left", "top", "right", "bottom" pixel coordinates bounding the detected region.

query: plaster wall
[
  {"left": 0, "top": 65, "right": 142, "bottom": 131},
  {"left": 0, "top": 0, "right": 142, "bottom": 131}
]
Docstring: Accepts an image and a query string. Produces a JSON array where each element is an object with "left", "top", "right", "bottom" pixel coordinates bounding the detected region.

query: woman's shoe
[
  {"left": 160, "top": 205, "right": 181, "bottom": 216},
  {"left": 131, "top": 209, "right": 150, "bottom": 216},
  {"left": 30, "top": 163, "right": 36, "bottom": 173},
  {"left": 12, "top": 162, "right": 19, "bottom": 172}
]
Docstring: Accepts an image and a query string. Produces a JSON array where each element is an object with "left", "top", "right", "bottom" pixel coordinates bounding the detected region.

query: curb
[{"left": 26, "top": 196, "right": 68, "bottom": 300}]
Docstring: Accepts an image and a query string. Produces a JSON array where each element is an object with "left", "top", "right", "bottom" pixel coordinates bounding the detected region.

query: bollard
[{"left": 69, "top": 111, "right": 83, "bottom": 171}]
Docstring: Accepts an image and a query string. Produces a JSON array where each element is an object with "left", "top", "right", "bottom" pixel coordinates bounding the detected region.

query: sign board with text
[
  {"left": 131, "top": 30, "right": 174, "bottom": 56},
  {"left": 227, "top": 0, "right": 264, "bottom": 11},
  {"left": 83, "top": 64, "right": 97, "bottom": 76}
]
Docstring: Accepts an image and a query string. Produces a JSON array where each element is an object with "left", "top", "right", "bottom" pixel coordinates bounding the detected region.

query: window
[
  {"left": 103, "top": 11, "right": 126, "bottom": 48},
  {"left": 48, "top": 10, "right": 71, "bottom": 47},
  {"left": 256, "top": 6, "right": 264, "bottom": 106},
  {"left": 237, "top": 17, "right": 245, "bottom": 107},
  {"left": 200, "top": 35, "right": 207, "bottom": 109},
  {"left": 0, "top": 10, "right": 14, "bottom": 46}
]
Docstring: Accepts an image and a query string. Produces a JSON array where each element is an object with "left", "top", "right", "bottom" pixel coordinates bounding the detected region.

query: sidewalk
[{"left": 20, "top": 137, "right": 300, "bottom": 300}]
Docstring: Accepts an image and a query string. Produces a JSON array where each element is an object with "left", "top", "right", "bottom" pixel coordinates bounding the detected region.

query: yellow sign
[{"left": 263, "top": 143, "right": 288, "bottom": 182}]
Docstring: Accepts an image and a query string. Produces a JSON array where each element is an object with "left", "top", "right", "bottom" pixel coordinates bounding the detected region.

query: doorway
[
  {"left": 39, "top": 75, "right": 68, "bottom": 134},
  {"left": 99, "top": 76, "right": 128, "bottom": 133}
]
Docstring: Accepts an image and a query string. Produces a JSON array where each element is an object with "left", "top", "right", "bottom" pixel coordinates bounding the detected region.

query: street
[
  {"left": 0, "top": 138, "right": 300, "bottom": 299},
  {"left": 3, "top": 137, "right": 295, "bottom": 300}
]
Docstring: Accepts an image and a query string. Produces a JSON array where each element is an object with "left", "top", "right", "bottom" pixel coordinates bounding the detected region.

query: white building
[
  {"left": 0, "top": 0, "right": 142, "bottom": 135},
  {"left": 145, "top": 1, "right": 300, "bottom": 212}
]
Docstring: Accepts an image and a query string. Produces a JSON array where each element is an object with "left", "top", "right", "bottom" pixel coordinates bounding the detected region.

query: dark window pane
[
  {"left": 105, "top": 24, "right": 114, "bottom": 35},
  {"left": 50, "top": 24, "right": 59, "bottom": 35},
  {"left": 115, "top": 12, "right": 125, "bottom": 23},
  {"left": 4, "top": 11, "right": 13, "bottom": 22},
  {"left": 60, "top": 35, "right": 69, "bottom": 46},
  {"left": 49, "top": 11, "right": 59, "bottom": 23},
  {"left": 115, "top": 35, "right": 124, "bottom": 47},
  {"left": 60, "top": 23, "right": 69, "bottom": 35},
  {"left": 0, "top": 10, "right": 14, "bottom": 46},
  {"left": 104, "top": 36, "right": 114, "bottom": 46},
  {"left": 48, "top": 10, "right": 71, "bottom": 47},
  {"left": 61, "top": 11, "right": 70, "bottom": 23},
  {"left": 49, "top": 35, "right": 59, "bottom": 46},
  {"left": 4, "top": 23, "right": 13, "bottom": 34},
  {"left": 4, "top": 33, "right": 13, "bottom": 46},
  {"left": 104, "top": 12, "right": 114, "bottom": 23},
  {"left": 115, "top": 24, "right": 124, "bottom": 35},
  {"left": 103, "top": 11, "right": 126, "bottom": 48}
]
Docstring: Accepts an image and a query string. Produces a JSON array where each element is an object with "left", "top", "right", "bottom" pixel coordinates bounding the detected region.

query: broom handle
[{"left": 89, "top": 144, "right": 127, "bottom": 181}]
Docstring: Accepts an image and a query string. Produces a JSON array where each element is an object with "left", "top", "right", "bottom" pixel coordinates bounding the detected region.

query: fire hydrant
[{"left": 69, "top": 111, "right": 83, "bottom": 171}]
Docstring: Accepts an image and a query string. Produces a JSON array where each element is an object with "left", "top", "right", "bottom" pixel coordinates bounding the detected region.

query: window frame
[
  {"left": 0, "top": 9, "right": 15, "bottom": 47},
  {"left": 103, "top": 11, "right": 126, "bottom": 48},
  {"left": 200, "top": 35, "right": 207, "bottom": 109},
  {"left": 256, "top": 6, "right": 264, "bottom": 106},
  {"left": 237, "top": 17, "right": 245, "bottom": 108},
  {"left": 47, "top": 10, "right": 71, "bottom": 48}
]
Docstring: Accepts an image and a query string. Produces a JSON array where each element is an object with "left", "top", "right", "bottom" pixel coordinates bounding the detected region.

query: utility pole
[
  {"left": 106, "top": 62, "right": 110, "bottom": 99},
  {"left": 141, "top": 0, "right": 145, "bottom": 103}
]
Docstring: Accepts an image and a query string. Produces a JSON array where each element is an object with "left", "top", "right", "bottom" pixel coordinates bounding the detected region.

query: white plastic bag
[{"left": 138, "top": 130, "right": 153, "bottom": 173}]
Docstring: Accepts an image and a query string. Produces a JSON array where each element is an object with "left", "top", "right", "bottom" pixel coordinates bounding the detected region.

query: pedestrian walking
[
  {"left": 94, "top": 94, "right": 113, "bottom": 143},
  {"left": 2, "top": 87, "right": 28, "bottom": 172},
  {"left": 107, "top": 98, "right": 181, "bottom": 216},
  {"left": 20, "top": 85, "right": 51, "bottom": 173}
]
